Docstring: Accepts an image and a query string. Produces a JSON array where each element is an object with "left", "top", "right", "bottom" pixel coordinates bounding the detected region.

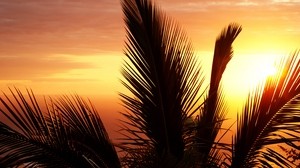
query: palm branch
[
  {"left": 54, "top": 95, "right": 121, "bottom": 168},
  {"left": 195, "top": 24, "right": 241, "bottom": 166},
  {"left": 232, "top": 51, "right": 300, "bottom": 167},
  {"left": 119, "top": 0, "right": 203, "bottom": 166},
  {"left": 0, "top": 88, "right": 120, "bottom": 168}
]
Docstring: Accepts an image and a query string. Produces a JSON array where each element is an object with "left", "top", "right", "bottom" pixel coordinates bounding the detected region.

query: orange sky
[{"left": 1, "top": 0, "right": 300, "bottom": 137}]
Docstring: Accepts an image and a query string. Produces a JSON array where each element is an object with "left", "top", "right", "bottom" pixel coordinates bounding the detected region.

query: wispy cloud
[
  {"left": 272, "top": 0, "right": 300, "bottom": 3},
  {"left": 0, "top": 0, "right": 300, "bottom": 94},
  {"left": 0, "top": 55, "right": 93, "bottom": 80},
  {"left": 158, "top": 0, "right": 261, "bottom": 12},
  {"left": 0, "top": 0, "right": 123, "bottom": 83},
  {"left": 0, "top": 0, "right": 123, "bottom": 55}
]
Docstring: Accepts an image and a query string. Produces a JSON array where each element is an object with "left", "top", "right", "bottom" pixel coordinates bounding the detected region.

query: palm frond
[
  {"left": 232, "top": 51, "right": 300, "bottom": 167},
  {"left": 195, "top": 24, "right": 241, "bottom": 166},
  {"left": 0, "top": 88, "right": 120, "bottom": 168},
  {"left": 54, "top": 95, "right": 121, "bottom": 168},
  {"left": 0, "top": 88, "right": 79, "bottom": 167},
  {"left": 119, "top": 0, "right": 203, "bottom": 166}
]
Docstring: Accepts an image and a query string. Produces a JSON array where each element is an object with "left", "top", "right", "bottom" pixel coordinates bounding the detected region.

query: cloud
[
  {"left": 157, "top": 0, "right": 261, "bottom": 13},
  {"left": 0, "top": 0, "right": 300, "bottom": 89},
  {"left": 0, "top": 55, "right": 93, "bottom": 80},
  {"left": 0, "top": 0, "right": 124, "bottom": 56},
  {"left": 0, "top": 0, "right": 124, "bottom": 82},
  {"left": 272, "top": 0, "right": 300, "bottom": 3}
]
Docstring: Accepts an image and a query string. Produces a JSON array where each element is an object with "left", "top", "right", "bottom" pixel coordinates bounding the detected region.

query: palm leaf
[
  {"left": 232, "top": 51, "right": 300, "bottom": 167},
  {"left": 0, "top": 88, "right": 81, "bottom": 167},
  {"left": 119, "top": 0, "right": 203, "bottom": 166},
  {"left": 54, "top": 95, "right": 121, "bottom": 168},
  {"left": 0, "top": 88, "right": 120, "bottom": 168},
  {"left": 195, "top": 24, "right": 241, "bottom": 166}
]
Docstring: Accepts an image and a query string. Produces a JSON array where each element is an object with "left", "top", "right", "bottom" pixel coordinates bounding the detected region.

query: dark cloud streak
[{"left": 0, "top": 55, "right": 93, "bottom": 80}]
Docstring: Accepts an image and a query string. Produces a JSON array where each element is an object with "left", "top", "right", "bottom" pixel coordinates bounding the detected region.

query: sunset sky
[{"left": 1, "top": 0, "right": 300, "bottom": 136}]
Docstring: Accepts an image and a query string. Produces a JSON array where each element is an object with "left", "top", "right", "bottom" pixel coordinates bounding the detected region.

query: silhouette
[{"left": 0, "top": 0, "right": 300, "bottom": 167}]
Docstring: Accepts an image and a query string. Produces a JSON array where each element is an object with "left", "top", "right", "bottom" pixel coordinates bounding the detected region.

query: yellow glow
[
  {"left": 247, "top": 57, "right": 278, "bottom": 86},
  {"left": 266, "top": 66, "right": 277, "bottom": 76},
  {"left": 220, "top": 51, "right": 283, "bottom": 116}
]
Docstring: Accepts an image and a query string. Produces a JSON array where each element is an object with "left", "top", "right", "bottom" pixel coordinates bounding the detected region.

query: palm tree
[{"left": 1, "top": 0, "right": 300, "bottom": 167}]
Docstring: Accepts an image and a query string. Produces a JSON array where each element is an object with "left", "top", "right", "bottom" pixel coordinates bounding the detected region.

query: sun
[
  {"left": 252, "top": 62, "right": 277, "bottom": 80},
  {"left": 222, "top": 52, "right": 281, "bottom": 95},
  {"left": 245, "top": 54, "right": 280, "bottom": 88},
  {"left": 247, "top": 53, "right": 280, "bottom": 88}
]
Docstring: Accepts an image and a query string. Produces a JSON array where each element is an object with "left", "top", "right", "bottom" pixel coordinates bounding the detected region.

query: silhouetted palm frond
[
  {"left": 0, "top": 88, "right": 120, "bottom": 168},
  {"left": 232, "top": 51, "right": 300, "bottom": 167},
  {"left": 54, "top": 95, "right": 121, "bottom": 168},
  {"left": 195, "top": 24, "right": 241, "bottom": 166},
  {"left": 119, "top": 0, "right": 203, "bottom": 166}
]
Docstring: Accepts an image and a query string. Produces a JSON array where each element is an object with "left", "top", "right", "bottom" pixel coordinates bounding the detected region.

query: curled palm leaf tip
[{"left": 195, "top": 23, "right": 241, "bottom": 167}]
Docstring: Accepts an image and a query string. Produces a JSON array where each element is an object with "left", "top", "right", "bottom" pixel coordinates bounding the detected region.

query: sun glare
[
  {"left": 252, "top": 61, "right": 277, "bottom": 80},
  {"left": 222, "top": 52, "right": 281, "bottom": 101},
  {"left": 244, "top": 54, "right": 281, "bottom": 89}
]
